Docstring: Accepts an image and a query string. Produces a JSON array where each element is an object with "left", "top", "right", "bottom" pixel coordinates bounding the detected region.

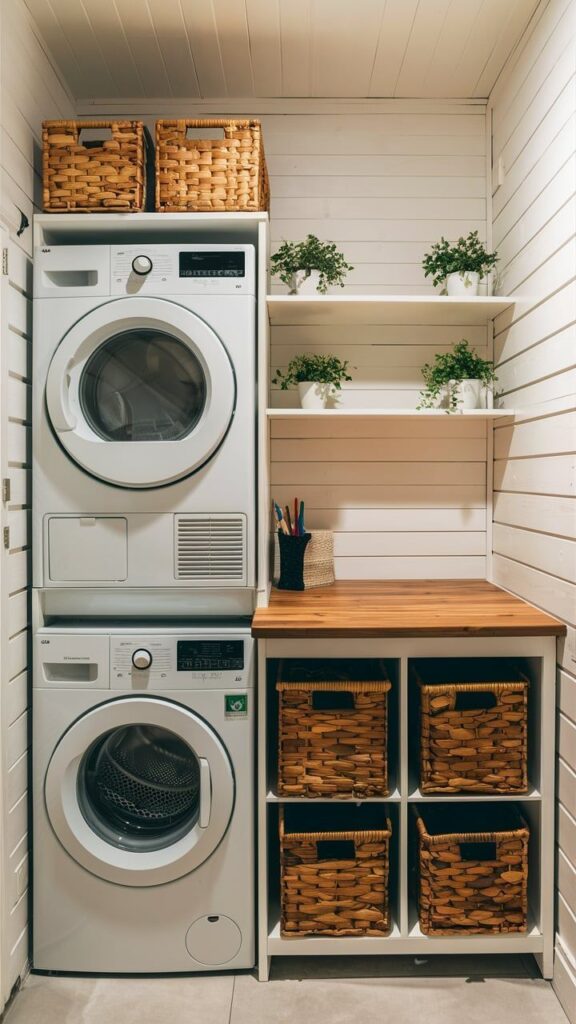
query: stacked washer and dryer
[{"left": 32, "top": 241, "right": 257, "bottom": 972}]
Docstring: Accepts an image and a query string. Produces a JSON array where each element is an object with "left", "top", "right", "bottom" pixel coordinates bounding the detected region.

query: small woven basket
[
  {"left": 277, "top": 659, "right": 390, "bottom": 798},
  {"left": 414, "top": 664, "right": 529, "bottom": 794},
  {"left": 155, "top": 119, "right": 269, "bottom": 212},
  {"left": 415, "top": 805, "right": 529, "bottom": 935},
  {"left": 42, "top": 120, "right": 146, "bottom": 212},
  {"left": 280, "top": 805, "right": 392, "bottom": 937}
]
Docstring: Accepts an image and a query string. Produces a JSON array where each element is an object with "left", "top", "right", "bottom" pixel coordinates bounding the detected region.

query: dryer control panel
[{"left": 110, "top": 244, "right": 256, "bottom": 296}]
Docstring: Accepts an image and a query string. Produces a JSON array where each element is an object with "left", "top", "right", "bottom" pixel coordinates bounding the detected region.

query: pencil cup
[
  {"left": 277, "top": 532, "right": 311, "bottom": 591},
  {"left": 275, "top": 530, "right": 335, "bottom": 590}
]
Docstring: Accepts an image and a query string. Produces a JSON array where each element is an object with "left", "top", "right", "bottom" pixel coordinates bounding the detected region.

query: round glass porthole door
[
  {"left": 80, "top": 331, "right": 207, "bottom": 443},
  {"left": 45, "top": 297, "right": 235, "bottom": 489},
  {"left": 45, "top": 698, "right": 235, "bottom": 887},
  {"left": 77, "top": 724, "right": 202, "bottom": 853}
]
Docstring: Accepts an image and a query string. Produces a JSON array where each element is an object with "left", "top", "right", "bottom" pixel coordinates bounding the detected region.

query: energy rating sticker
[{"left": 225, "top": 694, "right": 248, "bottom": 718}]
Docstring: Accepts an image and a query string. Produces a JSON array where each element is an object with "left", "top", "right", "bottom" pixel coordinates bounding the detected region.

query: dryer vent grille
[{"left": 175, "top": 515, "right": 246, "bottom": 585}]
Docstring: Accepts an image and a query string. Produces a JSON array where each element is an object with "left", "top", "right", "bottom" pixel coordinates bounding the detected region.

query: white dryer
[
  {"left": 33, "top": 244, "right": 256, "bottom": 600},
  {"left": 33, "top": 622, "right": 254, "bottom": 973}
]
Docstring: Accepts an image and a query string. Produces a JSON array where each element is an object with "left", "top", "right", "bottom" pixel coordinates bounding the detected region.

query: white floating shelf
[
  {"left": 267, "top": 408, "right": 515, "bottom": 419},
  {"left": 267, "top": 294, "right": 517, "bottom": 326},
  {"left": 35, "top": 212, "right": 268, "bottom": 245},
  {"left": 266, "top": 787, "right": 402, "bottom": 803}
]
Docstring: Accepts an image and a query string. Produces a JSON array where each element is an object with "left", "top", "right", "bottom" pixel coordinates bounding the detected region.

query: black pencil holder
[{"left": 277, "top": 532, "right": 311, "bottom": 591}]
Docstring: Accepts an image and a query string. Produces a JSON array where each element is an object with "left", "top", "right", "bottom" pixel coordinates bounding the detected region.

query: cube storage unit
[
  {"left": 276, "top": 659, "right": 391, "bottom": 798},
  {"left": 415, "top": 804, "right": 529, "bottom": 935},
  {"left": 414, "top": 662, "right": 529, "bottom": 794},
  {"left": 255, "top": 633, "right": 557, "bottom": 981},
  {"left": 280, "top": 805, "right": 392, "bottom": 937}
]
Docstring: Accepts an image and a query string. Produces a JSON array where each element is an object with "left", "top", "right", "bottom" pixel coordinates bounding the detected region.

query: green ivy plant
[
  {"left": 418, "top": 339, "right": 497, "bottom": 412},
  {"left": 272, "top": 353, "right": 352, "bottom": 390},
  {"left": 270, "top": 235, "right": 353, "bottom": 294},
  {"left": 422, "top": 230, "right": 498, "bottom": 289}
]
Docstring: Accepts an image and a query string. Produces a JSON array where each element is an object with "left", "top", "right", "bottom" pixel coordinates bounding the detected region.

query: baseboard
[{"left": 554, "top": 938, "right": 576, "bottom": 1024}]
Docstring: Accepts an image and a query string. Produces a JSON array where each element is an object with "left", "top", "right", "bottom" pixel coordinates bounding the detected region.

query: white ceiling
[{"left": 26, "top": 0, "right": 541, "bottom": 101}]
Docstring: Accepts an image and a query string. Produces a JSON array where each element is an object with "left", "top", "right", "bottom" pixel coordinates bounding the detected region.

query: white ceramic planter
[
  {"left": 288, "top": 269, "right": 322, "bottom": 295},
  {"left": 298, "top": 381, "right": 331, "bottom": 409},
  {"left": 446, "top": 271, "right": 480, "bottom": 296},
  {"left": 449, "top": 378, "right": 487, "bottom": 410}
]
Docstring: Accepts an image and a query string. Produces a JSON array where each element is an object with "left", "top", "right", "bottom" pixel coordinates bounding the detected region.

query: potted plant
[
  {"left": 418, "top": 339, "right": 497, "bottom": 412},
  {"left": 272, "top": 353, "right": 352, "bottom": 409},
  {"left": 422, "top": 230, "right": 498, "bottom": 296},
  {"left": 270, "top": 235, "right": 353, "bottom": 294}
]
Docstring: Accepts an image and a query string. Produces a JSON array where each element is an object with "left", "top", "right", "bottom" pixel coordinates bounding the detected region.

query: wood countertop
[{"left": 251, "top": 580, "right": 566, "bottom": 638}]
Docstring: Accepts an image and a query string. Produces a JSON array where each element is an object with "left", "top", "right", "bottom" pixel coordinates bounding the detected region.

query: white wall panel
[
  {"left": 0, "top": 1, "right": 74, "bottom": 1007},
  {"left": 489, "top": 3, "right": 576, "bottom": 1010}
]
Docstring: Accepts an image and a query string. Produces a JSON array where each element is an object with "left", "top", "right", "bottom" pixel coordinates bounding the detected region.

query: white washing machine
[
  {"left": 33, "top": 244, "right": 256, "bottom": 600},
  {"left": 33, "top": 622, "right": 255, "bottom": 973}
]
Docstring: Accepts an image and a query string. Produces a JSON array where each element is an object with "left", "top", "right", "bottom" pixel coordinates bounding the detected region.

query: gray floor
[{"left": 3, "top": 958, "right": 568, "bottom": 1024}]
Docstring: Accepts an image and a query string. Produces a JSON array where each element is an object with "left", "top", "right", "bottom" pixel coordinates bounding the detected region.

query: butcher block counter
[{"left": 251, "top": 579, "right": 565, "bottom": 638}]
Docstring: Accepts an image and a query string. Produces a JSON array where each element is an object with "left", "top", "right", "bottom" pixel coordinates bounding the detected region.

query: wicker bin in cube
[
  {"left": 415, "top": 805, "right": 529, "bottom": 935},
  {"left": 277, "top": 659, "right": 391, "bottom": 799},
  {"left": 43, "top": 120, "right": 146, "bottom": 212},
  {"left": 280, "top": 805, "right": 392, "bottom": 937},
  {"left": 155, "top": 119, "right": 269, "bottom": 212},
  {"left": 415, "top": 664, "right": 529, "bottom": 794}
]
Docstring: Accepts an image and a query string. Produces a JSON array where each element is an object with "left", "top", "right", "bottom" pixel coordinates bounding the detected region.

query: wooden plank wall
[
  {"left": 489, "top": 0, "right": 576, "bottom": 1016},
  {"left": 264, "top": 103, "right": 489, "bottom": 579},
  {"left": 0, "top": 0, "right": 74, "bottom": 1006}
]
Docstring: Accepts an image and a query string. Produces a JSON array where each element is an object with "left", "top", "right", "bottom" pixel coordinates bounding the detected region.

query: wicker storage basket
[
  {"left": 277, "top": 659, "right": 391, "bottom": 798},
  {"left": 415, "top": 804, "right": 529, "bottom": 935},
  {"left": 155, "top": 119, "right": 269, "bottom": 212},
  {"left": 414, "top": 663, "right": 529, "bottom": 794},
  {"left": 280, "top": 805, "right": 392, "bottom": 937},
  {"left": 42, "top": 120, "right": 146, "bottom": 212}
]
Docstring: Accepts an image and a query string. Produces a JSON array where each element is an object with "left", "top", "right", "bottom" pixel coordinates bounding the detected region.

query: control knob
[
  {"left": 132, "top": 255, "right": 153, "bottom": 276},
  {"left": 132, "top": 648, "right": 153, "bottom": 670}
]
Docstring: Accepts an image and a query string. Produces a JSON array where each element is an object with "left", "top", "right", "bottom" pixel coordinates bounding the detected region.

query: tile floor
[{"left": 3, "top": 957, "right": 568, "bottom": 1024}]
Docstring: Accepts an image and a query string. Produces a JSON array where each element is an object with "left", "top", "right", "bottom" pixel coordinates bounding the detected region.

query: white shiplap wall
[
  {"left": 0, "top": 0, "right": 74, "bottom": 1007},
  {"left": 489, "top": 0, "right": 576, "bottom": 1017},
  {"left": 79, "top": 100, "right": 489, "bottom": 582}
]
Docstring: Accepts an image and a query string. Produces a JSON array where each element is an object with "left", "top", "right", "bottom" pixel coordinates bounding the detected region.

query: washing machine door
[
  {"left": 44, "top": 697, "right": 235, "bottom": 886},
  {"left": 45, "top": 297, "right": 236, "bottom": 488}
]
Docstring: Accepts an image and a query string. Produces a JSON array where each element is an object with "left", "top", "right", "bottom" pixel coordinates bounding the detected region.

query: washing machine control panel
[{"left": 110, "top": 634, "right": 253, "bottom": 690}]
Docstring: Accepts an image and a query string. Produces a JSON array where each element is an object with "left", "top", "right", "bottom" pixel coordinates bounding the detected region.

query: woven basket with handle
[
  {"left": 42, "top": 120, "right": 146, "bottom": 212},
  {"left": 155, "top": 119, "right": 269, "bottom": 212},
  {"left": 277, "top": 659, "right": 391, "bottom": 798},
  {"left": 280, "top": 805, "right": 392, "bottom": 937},
  {"left": 415, "top": 664, "right": 529, "bottom": 794},
  {"left": 415, "top": 805, "right": 529, "bottom": 935}
]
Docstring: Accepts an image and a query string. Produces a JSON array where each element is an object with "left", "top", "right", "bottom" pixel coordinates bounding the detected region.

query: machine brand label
[{"left": 225, "top": 694, "right": 248, "bottom": 718}]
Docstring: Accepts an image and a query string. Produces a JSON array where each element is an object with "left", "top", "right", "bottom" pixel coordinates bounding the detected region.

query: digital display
[
  {"left": 179, "top": 252, "right": 245, "bottom": 278},
  {"left": 177, "top": 640, "right": 244, "bottom": 672}
]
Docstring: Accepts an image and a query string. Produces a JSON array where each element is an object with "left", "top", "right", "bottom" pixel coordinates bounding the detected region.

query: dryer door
[
  {"left": 44, "top": 697, "right": 235, "bottom": 886},
  {"left": 45, "top": 297, "right": 236, "bottom": 488}
]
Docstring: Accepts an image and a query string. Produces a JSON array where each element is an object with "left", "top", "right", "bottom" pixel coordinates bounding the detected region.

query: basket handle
[
  {"left": 454, "top": 691, "right": 498, "bottom": 711},
  {"left": 316, "top": 839, "right": 356, "bottom": 860},
  {"left": 459, "top": 841, "right": 497, "bottom": 861},
  {"left": 311, "top": 691, "right": 356, "bottom": 711}
]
